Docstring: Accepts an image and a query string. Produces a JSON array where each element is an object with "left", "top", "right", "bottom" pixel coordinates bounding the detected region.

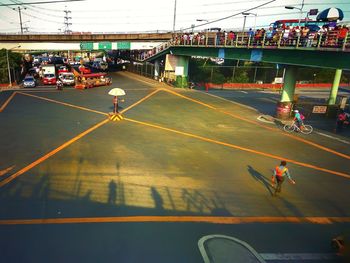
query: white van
[{"left": 59, "top": 72, "right": 75, "bottom": 86}]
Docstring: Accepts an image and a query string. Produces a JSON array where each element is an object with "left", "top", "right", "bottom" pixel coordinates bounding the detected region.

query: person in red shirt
[{"left": 337, "top": 25, "right": 349, "bottom": 47}]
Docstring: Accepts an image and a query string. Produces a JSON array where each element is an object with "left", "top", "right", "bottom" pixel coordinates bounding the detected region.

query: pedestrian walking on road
[
  {"left": 113, "top": 96, "right": 118, "bottom": 114},
  {"left": 271, "top": 161, "right": 295, "bottom": 196},
  {"left": 335, "top": 109, "right": 347, "bottom": 133}
]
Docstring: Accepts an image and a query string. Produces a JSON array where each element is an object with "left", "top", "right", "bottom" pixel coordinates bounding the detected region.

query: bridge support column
[
  {"left": 328, "top": 69, "right": 342, "bottom": 105},
  {"left": 276, "top": 66, "right": 297, "bottom": 119},
  {"left": 154, "top": 60, "right": 160, "bottom": 80},
  {"left": 173, "top": 56, "right": 189, "bottom": 88}
]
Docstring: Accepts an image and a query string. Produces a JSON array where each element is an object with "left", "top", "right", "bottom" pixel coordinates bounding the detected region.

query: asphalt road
[{"left": 0, "top": 72, "right": 349, "bottom": 263}]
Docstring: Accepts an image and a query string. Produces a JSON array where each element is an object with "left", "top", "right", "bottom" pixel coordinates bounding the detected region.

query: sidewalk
[
  {"left": 198, "top": 235, "right": 266, "bottom": 263},
  {"left": 0, "top": 85, "right": 22, "bottom": 92}
]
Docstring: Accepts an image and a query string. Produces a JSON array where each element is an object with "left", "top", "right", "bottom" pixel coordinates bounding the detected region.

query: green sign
[
  {"left": 80, "top": 42, "right": 93, "bottom": 50},
  {"left": 117, "top": 42, "right": 131, "bottom": 50},
  {"left": 98, "top": 42, "right": 112, "bottom": 50}
]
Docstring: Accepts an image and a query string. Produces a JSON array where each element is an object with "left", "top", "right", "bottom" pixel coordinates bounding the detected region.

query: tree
[{"left": 0, "top": 49, "right": 22, "bottom": 83}]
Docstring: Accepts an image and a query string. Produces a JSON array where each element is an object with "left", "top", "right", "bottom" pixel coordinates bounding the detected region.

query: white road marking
[
  {"left": 316, "top": 132, "right": 350, "bottom": 145},
  {"left": 239, "top": 90, "right": 248, "bottom": 94},
  {"left": 198, "top": 235, "right": 265, "bottom": 263},
  {"left": 197, "top": 90, "right": 258, "bottom": 111},
  {"left": 258, "top": 90, "right": 279, "bottom": 94},
  {"left": 260, "top": 253, "right": 338, "bottom": 261},
  {"left": 257, "top": 115, "right": 275, "bottom": 124}
]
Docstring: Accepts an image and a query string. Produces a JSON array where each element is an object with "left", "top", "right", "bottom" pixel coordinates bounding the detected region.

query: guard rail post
[
  {"left": 277, "top": 33, "right": 282, "bottom": 48},
  {"left": 248, "top": 35, "right": 251, "bottom": 48},
  {"left": 262, "top": 32, "right": 266, "bottom": 48},
  {"left": 205, "top": 31, "right": 208, "bottom": 46},
  {"left": 317, "top": 32, "right": 322, "bottom": 48},
  {"left": 296, "top": 35, "right": 300, "bottom": 48},
  {"left": 235, "top": 34, "right": 238, "bottom": 47},
  {"left": 343, "top": 32, "right": 348, "bottom": 51}
]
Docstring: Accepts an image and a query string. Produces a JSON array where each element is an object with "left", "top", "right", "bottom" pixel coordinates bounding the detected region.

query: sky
[{"left": 0, "top": 0, "right": 349, "bottom": 33}]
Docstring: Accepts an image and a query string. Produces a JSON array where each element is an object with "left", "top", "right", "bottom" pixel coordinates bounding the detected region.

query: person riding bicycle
[
  {"left": 293, "top": 110, "right": 305, "bottom": 129},
  {"left": 56, "top": 79, "right": 63, "bottom": 90}
]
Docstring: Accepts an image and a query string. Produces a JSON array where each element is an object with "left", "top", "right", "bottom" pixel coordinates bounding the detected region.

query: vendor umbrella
[
  {"left": 108, "top": 88, "right": 126, "bottom": 96},
  {"left": 316, "top": 7, "right": 344, "bottom": 21}
]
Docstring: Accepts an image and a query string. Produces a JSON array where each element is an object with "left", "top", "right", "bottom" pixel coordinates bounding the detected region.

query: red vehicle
[
  {"left": 57, "top": 66, "right": 69, "bottom": 74},
  {"left": 79, "top": 65, "right": 91, "bottom": 74},
  {"left": 43, "top": 74, "right": 57, "bottom": 85}
]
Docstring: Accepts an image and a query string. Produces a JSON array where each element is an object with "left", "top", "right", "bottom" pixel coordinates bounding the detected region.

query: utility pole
[
  {"left": 172, "top": 0, "right": 177, "bottom": 32},
  {"left": 13, "top": 7, "right": 26, "bottom": 34},
  {"left": 63, "top": 6, "right": 72, "bottom": 34}
]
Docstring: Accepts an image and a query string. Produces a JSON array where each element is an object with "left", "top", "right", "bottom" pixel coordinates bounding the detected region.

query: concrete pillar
[
  {"left": 154, "top": 60, "right": 160, "bottom": 80},
  {"left": 173, "top": 56, "right": 189, "bottom": 88},
  {"left": 276, "top": 66, "right": 297, "bottom": 119},
  {"left": 328, "top": 69, "right": 342, "bottom": 105},
  {"left": 281, "top": 66, "right": 297, "bottom": 102}
]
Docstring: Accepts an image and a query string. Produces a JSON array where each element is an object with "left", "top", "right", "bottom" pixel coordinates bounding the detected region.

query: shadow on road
[
  {"left": 151, "top": 187, "right": 163, "bottom": 211},
  {"left": 247, "top": 165, "right": 274, "bottom": 196},
  {"left": 108, "top": 180, "right": 117, "bottom": 205}
]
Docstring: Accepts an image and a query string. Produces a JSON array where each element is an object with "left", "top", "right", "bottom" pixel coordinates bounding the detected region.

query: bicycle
[{"left": 283, "top": 121, "right": 313, "bottom": 134}]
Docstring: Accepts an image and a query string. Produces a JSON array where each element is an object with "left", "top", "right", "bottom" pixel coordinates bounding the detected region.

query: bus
[
  {"left": 75, "top": 73, "right": 112, "bottom": 89},
  {"left": 270, "top": 19, "right": 329, "bottom": 32}
]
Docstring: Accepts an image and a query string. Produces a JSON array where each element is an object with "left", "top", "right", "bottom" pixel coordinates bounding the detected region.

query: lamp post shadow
[{"left": 108, "top": 180, "right": 117, "bottom": 205}]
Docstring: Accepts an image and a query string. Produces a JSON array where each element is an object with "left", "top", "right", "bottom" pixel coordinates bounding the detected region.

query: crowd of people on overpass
[
  {"left": 140, "top": 23, "right": 349, "bottom": 60},
  {"left": 172, "top": 24, "right": 349, "bottom": 48}
]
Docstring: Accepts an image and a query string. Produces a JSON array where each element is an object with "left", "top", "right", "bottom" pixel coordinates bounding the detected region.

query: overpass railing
[{"left": 140, "top": 30, "right": 350, "bottom": 61}]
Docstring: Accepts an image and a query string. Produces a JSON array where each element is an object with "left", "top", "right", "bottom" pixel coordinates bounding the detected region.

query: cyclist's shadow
[
  {"left": 273, "top": 119, "right": 284, "bottom": 129},
  {"left": 247, "top": 165, "right": 274, "bottom": 196}
]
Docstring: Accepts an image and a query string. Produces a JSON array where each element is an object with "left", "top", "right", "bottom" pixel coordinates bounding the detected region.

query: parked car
[
  {"left": 43, "top": 74, "right": 57, "bottom": 85},
  {"left": 59, "top": 72, "right": 75, "bottom": 86},
  {"left": 23, "top": 76, "right": 36, "bottom": 88},
  {"left": 100, "top": 62, "right": 108, "bottom": 71},
  {"left": 28, "top": 68, "right": 39, "bottom": 78}
]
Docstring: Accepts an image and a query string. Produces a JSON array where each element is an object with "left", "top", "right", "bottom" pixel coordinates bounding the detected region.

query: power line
[
  {"left": 179, "top": 0, "right": 277, "bottom": 31},
  {"left": 0, "top": 0, "right": 85, "bottom": 7}
]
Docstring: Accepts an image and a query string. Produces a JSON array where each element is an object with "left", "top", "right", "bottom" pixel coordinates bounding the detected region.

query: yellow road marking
[
  {"left": 0, "top": 91, "right": 17, "bottom": 112},
  {"left": 0, "top": 165, "right": 15, "bottom": 176},
  {"left": 109, "top": 114, "right": 124, "bottom": 121},
  {"left": 120, "top": 88, "right": 161, "bottom": 114},
  {"left": 162, "top": 89, "right": 350, "bottom": 160},
  {"left": 124, "top": 118, "right": 350, "bottom": 179},
  {"left": 0, "top": 119, "right": 109, "bottom": 188},
  {"left": 0, "top": 216, "right": 349, "bottom": 225},
  {"left": 17, "top": 92, "right": 108, "bottom": 116}
]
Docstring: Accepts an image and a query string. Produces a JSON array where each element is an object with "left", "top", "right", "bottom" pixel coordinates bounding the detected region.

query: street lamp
[
  {"left": 285, "top": 0, "right": 305, "bottom": 27},
  {"left": 6, "top": 45, "right": 21, "bottom": 88},
  {"left": 242, "top": 12, "right": 257, "bottom": 32}
]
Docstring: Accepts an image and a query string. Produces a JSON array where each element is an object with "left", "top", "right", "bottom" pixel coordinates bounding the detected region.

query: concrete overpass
[
  {"left": 0, "top": 33, "right": 173, "bottom": 42},
  {"left": 138, "top": 33, "right": 350, "bottom": 115},
  {"left": 0, "top": 33, "right": 172, "bottom": 51}
]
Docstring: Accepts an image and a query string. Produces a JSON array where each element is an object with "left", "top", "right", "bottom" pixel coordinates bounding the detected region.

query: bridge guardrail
[{"left": 140, "top": 30, "right": 350, "bottom": 61}]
